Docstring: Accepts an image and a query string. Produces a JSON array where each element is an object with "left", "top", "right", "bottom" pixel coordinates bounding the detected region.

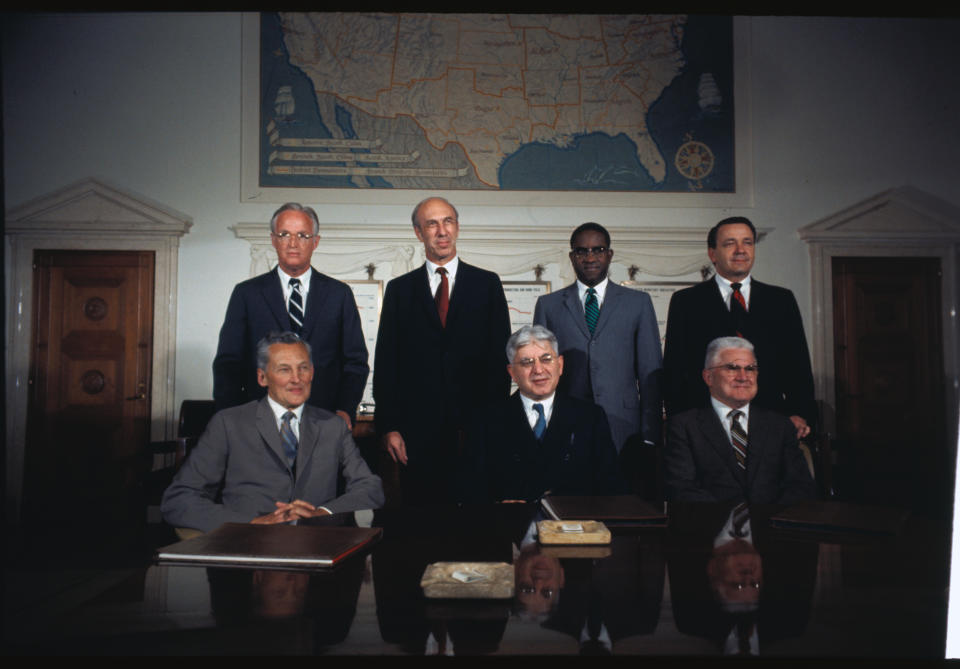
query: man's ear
[{"left": 257, "top": 368, "right": 268, "bottom": 388}]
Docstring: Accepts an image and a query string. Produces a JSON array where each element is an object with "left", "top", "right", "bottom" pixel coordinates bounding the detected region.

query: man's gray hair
[
  {"left": 410, "top": 196, "right": 459, "bottom": 228},
  {"left": 704, "top": 336, "right": 755, "bottom": 369},
  {"left": 506, "top": 324, "right": 559, "bottom": 363},
  {"left": 270, "top": 202, "right": 320, "bottom": 235},
  {"left": 256, "top": 331, "right": 313, "bottom": 371}
]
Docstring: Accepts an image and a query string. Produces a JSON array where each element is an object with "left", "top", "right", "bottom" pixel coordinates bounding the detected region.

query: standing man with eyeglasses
[
  {"left": 533, "top": 223, "right": 663, "bottom": 494},
  {"left": 373, "top": 196, "right": 511, "bottom": 504},
  {"left": 664, "top": 336, "right": 814, "bottom": 504},
  {"left": 663, "top": 217, "right": 816, "bottom": 438},
  {"left": 213, "top": 203, "right": 369, "bottom": 428}
]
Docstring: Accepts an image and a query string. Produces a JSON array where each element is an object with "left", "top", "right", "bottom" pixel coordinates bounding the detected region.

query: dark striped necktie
[
  {"left": 288, "top": 278, "right": 304, "bottom": 333},
  {"left": 729, "top": 409, "right": 747, "bottom": 470},
  {"left": 585, "top": 287, "right": 599, "bottom": 334}
]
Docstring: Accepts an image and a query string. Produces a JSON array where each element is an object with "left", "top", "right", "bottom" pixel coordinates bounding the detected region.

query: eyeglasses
[
  {"left": 571, "top": 246, "right": 609, "bottom": 258},
  {"left": 707, "top": 364, "right": 759, "bottom": 375},
  {"left": 272, "top": 231, "right": 317, "bottom": 244},
  {"left": 514, "top": 354, "right": 557, "bottom": 369},
  {"left": 518, "top": 585, "right": 556, "bottom": 599}
]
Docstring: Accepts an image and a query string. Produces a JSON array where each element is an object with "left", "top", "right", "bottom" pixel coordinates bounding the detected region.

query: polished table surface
[{"left": 3, "top": 501, "right": 950, "bottom": 656}]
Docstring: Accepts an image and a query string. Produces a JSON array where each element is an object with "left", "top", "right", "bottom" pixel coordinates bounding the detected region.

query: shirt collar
[
  {"left": 710, "top": 395, "right": 750, "bottom": 424},
  {"left": 277, "top": 265, "right": 312, "bottom": 292},
  {"left": 267, "top": 394, "right": 305, "bottom": 423},
  {"left": 576, "top": 276, "right": 609, "bottom": 303},
  {"left": 426, "top": 255, "right": 459, "bottom": 279},
  {"left": 520, "top": 391, "right": 555, "bottom": 421}
]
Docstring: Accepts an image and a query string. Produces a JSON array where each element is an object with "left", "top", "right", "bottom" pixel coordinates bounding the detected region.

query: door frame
[
  {"left": 5, "top": 178, "right": 191, "bottom": 522},
  {"left": 798, "top": 186, "right": 960, "bottom": 448}
]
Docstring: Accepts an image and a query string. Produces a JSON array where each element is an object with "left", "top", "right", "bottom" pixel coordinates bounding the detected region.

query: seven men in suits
[
  {"left": 373, "top": 197, "right": 512, "bottom": 504},
  {"left": 462, "top": 325, "right": 622, "bottom": 503},
  {"left": 663, "top": 216, "right": 816, "bottom": 438},
  {"left": 212, "top": 202, "right": 369, "bottom": 427},
  {"left": 163, "top": 332, "right": 384, "bottom": 533},
  {"left": 663, "top": 336, "right": 815, "bottom": 504}
]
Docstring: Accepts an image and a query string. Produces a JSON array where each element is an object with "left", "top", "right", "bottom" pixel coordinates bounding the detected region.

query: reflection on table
[{"left": 3, "top": 500, "right": 949, "bottom": 656}]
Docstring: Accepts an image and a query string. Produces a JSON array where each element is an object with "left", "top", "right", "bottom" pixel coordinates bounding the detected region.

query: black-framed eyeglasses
[
  {"left": 571, "top": 246, "right": 609, "bottom": 258},
  {"left": 514, "top": 354, "right": 557, "bottom": 369},
  {"left": 272, "top": 231, "right": 317, "bottom": 244},
  {"left": 707, "top": 364, "right": 759, "bottom": 375}
]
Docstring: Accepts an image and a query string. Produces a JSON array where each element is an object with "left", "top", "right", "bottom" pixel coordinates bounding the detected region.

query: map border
[{"left": 241, "top": 12, "right": 753, "bottom": 208}]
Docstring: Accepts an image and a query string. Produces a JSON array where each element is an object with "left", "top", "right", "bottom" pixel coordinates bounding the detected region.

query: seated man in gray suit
[
  {"left": 664, "top": 336, "right": 814, "bottom": 505},
  {"left": 462, "top": 324, "right": 622, "bottom": 503},
  {"left": 162, "top": 332, "right": 384, "bottom": 533}
]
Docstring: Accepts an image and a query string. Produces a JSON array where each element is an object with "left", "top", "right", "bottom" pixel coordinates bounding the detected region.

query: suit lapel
[
  {"left": 416, "top": 263, "right": 444, "bottom": 330},
  {"left": 696, "top": 407, "right": 746, "bottom": 485},
  {"left": 562, "top": 284, "right": 591, "bottom": 339},
  {"left": 745, "top": 407, "right": 768, "bottom": 489},
  {"left": 592, "top": 281, "right": 619, "bottom": 337},
  {"left": 299, "top": 269, "right": 329, "bottom": 340},
  {"left": 705, "top": 280, "right": 737, "bottom": 333},
  {"left": 445, "top": 261, "right": 470, "bottom": 329},
  {"left": 256, "top": 399, "right": 289, "bottom": 470},
  {"left": 261, "top": 268, "right": 291, "bottom": 330},
  {"left": 542, "top": 394, "right": 574, "bottom": 453},
  {"left": 293, "top": 408, "right": 319, "bottom": 491}
]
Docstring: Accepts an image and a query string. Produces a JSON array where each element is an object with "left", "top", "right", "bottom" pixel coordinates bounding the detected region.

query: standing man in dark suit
[
  {"left": 462, "top": 325, "right": 622, "bottom": 504},
  {"left": 663, "top": 217, "right": 816, "bottom": 438},
  {"left": 213, "top": 203, "right": 369, "bottom": 428},
  {"left": 533, "top": 223, "right": 662, "bottom": 493},
  {"left": 664, "top": 336, "right": 815, "bottom": 504},
  {"left": 373, "top": 196, "right": 511, "bottom": 504},
  {"left": 164, "top": 332, "right": 383, "bottom": 533}
]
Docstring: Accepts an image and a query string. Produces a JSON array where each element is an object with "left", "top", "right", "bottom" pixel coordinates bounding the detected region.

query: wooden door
[
  {"left": 832, "top": 256, "right": 948, "bottom": 517},
  {"left": 24, "top": 250, "right": 154, "bottom": 551}
]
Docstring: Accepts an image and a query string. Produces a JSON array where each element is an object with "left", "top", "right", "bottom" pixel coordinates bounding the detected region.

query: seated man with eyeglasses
[
  {"left": 664, "top": 336, "right": 815, "bottom": 504},
  {"left": 461, "top": 324, "right": 623, "bottom": 503}
]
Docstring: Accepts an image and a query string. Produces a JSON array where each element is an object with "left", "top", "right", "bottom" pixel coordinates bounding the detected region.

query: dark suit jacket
[
  {"left": 212, "top": 267, "right": 369, "bottom": 417},
  {"left": 462, "top": 392, "right": 623, "bottom": 503},
  {"left": 533, "top": 281, "right": 662, "bottom": 451},
  {"left": 161, "top": 399, "right": 384, "bottom": 532},
  {"left": 663, "top": 405, "right": 815, "bottom": 505},
  {"left": 663, "top": 279, "right": 817, "bottom": 424},
  {"left": 373, "top": 261, "right": 511, "bottom": 497}
]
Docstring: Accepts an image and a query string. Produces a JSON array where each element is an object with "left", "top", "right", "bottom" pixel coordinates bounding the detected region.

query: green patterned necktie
[{"left": 585, "top": 288, "right": 599, "bottom": 334}]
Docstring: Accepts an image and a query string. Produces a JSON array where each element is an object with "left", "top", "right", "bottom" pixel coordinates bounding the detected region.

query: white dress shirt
[
  {"left": 711, "top": 395, "right": 750, "bottom": 446},
  {"left": 576, "top": 276, "right": 609, "bottom": 311},
  {"left": 426, "top": 255, "right": 459, "bottom": 297},
  {"left": 278, "top": 266, "right": 312, "bottom": 314},
  {"left": 714, "top": 273, "right": 751, "bottom": 311},
  {"left": 519, "top": 392, "right": 555, "bottom": 430}
]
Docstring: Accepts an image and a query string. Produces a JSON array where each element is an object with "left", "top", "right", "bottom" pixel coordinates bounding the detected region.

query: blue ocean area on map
[{"left": 260, "top": 13, "right": 733, "bottom": 192}]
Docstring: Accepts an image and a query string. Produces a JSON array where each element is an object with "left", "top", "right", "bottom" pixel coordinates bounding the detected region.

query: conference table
[{"left": 3, "top": 501, "right": 950, "bottom": 656}]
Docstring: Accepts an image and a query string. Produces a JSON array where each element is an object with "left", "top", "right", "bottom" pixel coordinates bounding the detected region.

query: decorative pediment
[
  {"left": 798, "top": 186, "right": 960, "bottom": 243},
  {"left": 6, "top": 178, "right": 192, "bottom": 235}
]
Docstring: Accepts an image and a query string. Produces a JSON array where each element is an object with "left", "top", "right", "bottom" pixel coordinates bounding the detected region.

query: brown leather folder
[{"left": 156, "top": 522, "right": 382, "bottom": 569}]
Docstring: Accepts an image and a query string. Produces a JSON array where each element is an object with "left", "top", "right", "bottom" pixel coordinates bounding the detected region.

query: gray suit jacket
[
  {"left": 161, "top": 399, "right": 384, "bottom": 532},
  {"left": 534, "top": 281, "right": 663, "bottom": 451},
  {"left": 664, "top": 405, "right": 815, "bottom": 505}
]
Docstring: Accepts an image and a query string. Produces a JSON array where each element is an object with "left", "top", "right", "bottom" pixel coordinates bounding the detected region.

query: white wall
[{"left": 5, "top": 13, "right": 960, "bottom": 409}]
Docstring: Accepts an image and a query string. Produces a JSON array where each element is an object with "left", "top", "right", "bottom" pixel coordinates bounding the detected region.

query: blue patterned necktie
[
  {"left": 288, "top": 278, "right": 304, "bottom": 333},
  {"left": 584, "top": 287, "right": 599, "bottom": 334},
  {"left": 532, "top": 403, "right": 546, "bottom": 441},
  {"left": 280, "top": 410, "right": 298, "bottom": 467}
]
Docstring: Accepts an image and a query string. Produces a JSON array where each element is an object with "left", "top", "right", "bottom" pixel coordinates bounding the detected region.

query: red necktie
[
  {"left": 730, "top": 282, "right": 747, "bottom": 337},
  {"left": 435, "top": 267, "right": 449, "bottom": 327}
]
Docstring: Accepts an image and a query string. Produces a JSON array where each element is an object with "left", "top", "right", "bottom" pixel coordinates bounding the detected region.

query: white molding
[
  {"left": 798, "top": 185, "right": 960, "bottom": 442},
  {"left": 5, "top": 178, "right": 192, "bottom": 521}
]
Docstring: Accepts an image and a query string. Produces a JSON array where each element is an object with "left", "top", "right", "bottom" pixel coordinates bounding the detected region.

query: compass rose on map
[{"left": 674, "top": 140, "right": 715, "bottom": 181}]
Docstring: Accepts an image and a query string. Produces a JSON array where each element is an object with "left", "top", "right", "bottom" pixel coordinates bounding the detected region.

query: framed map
[{"left": 242, "top": 13, "right": 751, "bottom": 206}]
